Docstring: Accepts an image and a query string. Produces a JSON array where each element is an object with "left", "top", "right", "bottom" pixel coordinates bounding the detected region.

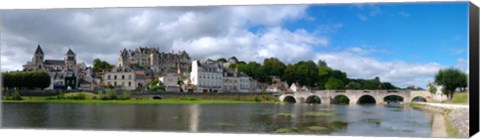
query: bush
[
  {"left": 11, "top": 91, "right": 23, "bottom": 100},
  {"left": 57, "top": 90, "right": 65, "bottom": 99},
  {"left": 254, "top": 95, "right": 261, "bottom": 102},
  {"left": 121, "top": 91, "right": 131, "bottom": 100},
  {"left": 74, "top": 93, "right": 87, "bottom": 100},
  {"left": 106, "top": 90, "right": 118, "bottom": 100},
  {"left": 150, "top": 85, "right": 165, "bottom": 91},
  {"left": 2, "top": 91, "right": 11, "bottom": 100}
]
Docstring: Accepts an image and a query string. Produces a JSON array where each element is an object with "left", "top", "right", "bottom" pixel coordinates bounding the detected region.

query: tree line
[
  {"left": 2, "top": 71, "right": 51, "bottom": 90},
  {"left": 226, "top": 57, "right": 399, "bottom": 90}
]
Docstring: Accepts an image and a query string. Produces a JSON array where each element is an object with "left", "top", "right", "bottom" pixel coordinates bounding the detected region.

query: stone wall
[{"left": 412, "top": 102, "right": 469, "bottom": 138}]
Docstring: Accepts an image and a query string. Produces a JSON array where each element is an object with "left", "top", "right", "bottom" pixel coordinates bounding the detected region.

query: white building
[
  {"left": 429, "top": 83, "right": 448, "bottom": 101},
  {"left": 103, "top": 67, "right": 137, "bottom": 90},
  {"left": 190, "top": 60, "right": 224, "bottom": 93},
  {"left": 190, "top": 60, "right": 257, "bottom": 93},
  {"left": 222, "top": 68, "right": 256, "bottom": 92},
  {"left": 160, "top": 73, "right": 181, "bottom": 92}
]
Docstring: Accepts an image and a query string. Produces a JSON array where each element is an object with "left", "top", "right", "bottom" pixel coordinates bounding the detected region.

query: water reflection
[{"left": 2, "top": 103, "right": 432, "bottom": 137}]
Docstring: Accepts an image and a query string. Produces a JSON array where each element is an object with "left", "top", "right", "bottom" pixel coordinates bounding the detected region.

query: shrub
[
  {"left": 11, "top": 91, "right": 23, "bottom": 100},
  {"left": 121, "top": 91, "right": 131, "bottom": 100},
  {"left": 75, "top": 93, "right": 87, "bottom": 100},
  {"left": 254, "top": 95, "right": 261, "bottom": 102},
  {"left": 107, "top": 90, "right": 118, "bottom": 100},
  {"left": 2, "top": 91, "right": 11, "bottom": 100},
  {"left": 57, "top": 90, "right": 65, "bottom": 99}
]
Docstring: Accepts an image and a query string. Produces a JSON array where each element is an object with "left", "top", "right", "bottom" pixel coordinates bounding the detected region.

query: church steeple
[{"left": 35, "top": 44, "right": 44, "bottom": 54}]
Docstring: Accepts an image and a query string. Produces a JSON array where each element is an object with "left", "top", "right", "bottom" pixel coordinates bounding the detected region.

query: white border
[
  {"left": 0, "top": 0, "right": 474, "bottom": 9},
  {"left": 0, "top": 0, "right": 478, "bottom": 139}
]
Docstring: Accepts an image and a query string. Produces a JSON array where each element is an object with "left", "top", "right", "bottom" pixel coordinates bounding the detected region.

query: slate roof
[
  {"left": 66, "top": 48, "right": 76, "bottom": 55},
  {"left": 35, "top": 45, "right": 44, "bottom": 54},
  {"left": 44, "top": 59, "right": 65, "bottom": 65}
]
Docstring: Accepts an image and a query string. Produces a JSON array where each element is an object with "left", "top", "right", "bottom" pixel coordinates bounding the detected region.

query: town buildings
[
  {"left": 189, "top": 60, "right": 257, "bottom": 93},
  {"left": 159, "top": 72, "right": 181, "bottom": 92},
  {"left": 103, "top": 66, "right": 149, "bottom": 90},
  {"left": 23, "top": 45, "right": 92, "bottom": 90}
]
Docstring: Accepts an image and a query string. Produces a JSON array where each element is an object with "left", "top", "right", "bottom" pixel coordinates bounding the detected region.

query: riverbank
[
  {"left": 410, "top": 102, "right": 469, "bottom": 138},
  {"left": 1, "top": 92, "right": 280, "bottom": 104}
]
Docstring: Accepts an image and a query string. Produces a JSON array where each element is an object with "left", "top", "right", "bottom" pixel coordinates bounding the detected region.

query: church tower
[
  {"left": 64, "top": 48, "right": 76, "bottom": 69},
  {"left": 32, "top": 44, "right": 45, "bottom": 70}
]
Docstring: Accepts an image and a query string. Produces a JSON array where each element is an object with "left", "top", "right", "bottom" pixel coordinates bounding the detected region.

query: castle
[{"left": 118, "top": 47, "right": 191, "bottom": 72}]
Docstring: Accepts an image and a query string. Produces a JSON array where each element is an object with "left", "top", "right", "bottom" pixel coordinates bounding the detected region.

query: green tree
[
  {"left": 434, "top": 68, "right": 467, "bottom": 100},
  {"left": 93, "top": 58, "right": 115, "bottom": 74},
  {"left": 325, "top": 77, "right": 344, "bottom": 90},
  {"left": 263, "top": 57, "right": 286, "bottom": 78},
  {"left": 427, "top": 83, "right": 437, "bottom": 94},
  {"left": 217, "top": 58, "right": 227, "bottom": 63},
  {"left": 346, "top": 81, "right": 361, "bottom": 89}
]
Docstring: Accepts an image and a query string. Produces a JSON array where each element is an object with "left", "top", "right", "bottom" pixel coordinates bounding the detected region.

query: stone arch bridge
[{"left": 278, "top": 90, "right": 432, "bottom": 105}]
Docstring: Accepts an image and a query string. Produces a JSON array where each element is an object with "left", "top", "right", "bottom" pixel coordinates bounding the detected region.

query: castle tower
[
  {"left": 64, "top": 48, "right": 76, "bottom": 69},
  {"left": 32, "top": 44, "right": 45, "bottom": 70},
  {"left": 118, "top": 48, "right": 130, "bottom": 67}
]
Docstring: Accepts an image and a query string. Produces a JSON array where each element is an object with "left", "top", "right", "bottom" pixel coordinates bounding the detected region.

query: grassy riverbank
[
  {"left": 442, "top": 92, "right": 468, "bottom": 105},
  {"left": 1, "top": 92, "right": 280, "bottom": 104}
]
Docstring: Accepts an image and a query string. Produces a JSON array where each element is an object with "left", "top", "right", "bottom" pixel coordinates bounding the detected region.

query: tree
[
  {"left": 263, "top": 57, "right": 286, "bottom": 78},
  {"left": 325, "top": 77, "right": 344, "bottom": 90},
  {"left": 434, "top": 68, "right": 467, "bottom": 100},
  {"left": 217, "top": 58, "right": 227, "bottom": 63},
  {"left": 317, "top": 59, "right": 327, "bottom": 67},
  {"left": 427, "top": 83, "right": 437, "bottom": 94},
  {"left": 93, "top": 58, "right": 115, "bottom": 74},
  {"left": 346, "top": 81, "right": 361, "bottom": 89}
]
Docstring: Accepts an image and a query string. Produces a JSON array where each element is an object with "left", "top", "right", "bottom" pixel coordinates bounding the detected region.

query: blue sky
[
  {"left": 284, "top": 2, "right": 468, "bottom": 66},
  {"left": 1, "top": 2, "right": 470, "bottom": 88}
]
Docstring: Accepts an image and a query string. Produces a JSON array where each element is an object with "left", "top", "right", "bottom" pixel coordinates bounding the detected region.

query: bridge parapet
[{"left": 279, "top": 90, "right": 431, "bottom": 105}]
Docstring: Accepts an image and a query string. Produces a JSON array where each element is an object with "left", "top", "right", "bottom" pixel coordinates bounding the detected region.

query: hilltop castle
[{"left": 118, "top": 47, "right": 191, "bottom": 72}]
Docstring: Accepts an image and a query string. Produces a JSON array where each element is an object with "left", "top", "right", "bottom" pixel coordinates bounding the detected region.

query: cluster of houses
[{"left": 22, "top": 45, "right": 312, "bottom": 93}]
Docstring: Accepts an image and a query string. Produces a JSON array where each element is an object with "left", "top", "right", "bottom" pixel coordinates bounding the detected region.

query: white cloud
[
  {"left": 1, "top": 6, "right": 309, "bottom": 70},
  {"left": 315, "top": 49, "right": 443, "bottom": 88}
]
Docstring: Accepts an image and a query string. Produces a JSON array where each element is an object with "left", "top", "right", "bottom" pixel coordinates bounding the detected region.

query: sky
[{"left": 0, "top": 2, "right": 470, "bottom": 88}]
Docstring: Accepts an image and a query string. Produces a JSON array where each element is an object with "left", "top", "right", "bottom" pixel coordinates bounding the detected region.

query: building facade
[
  {"left": 190, "top": 60, "right": 257, "bottom": 93},
  {"left": 103, "top": 67, "right": 137, "bottom": 90},
  {"left": 23, "top": 45, "right": 81, "bottom": 90},
  {"left": 190, "top": 60, "right": 224, "bottom": 93},
  {"left": 118, "top": 47, "right": 191, "bottom": 72},
  {"left": 160, "top": 73, "right": 181, "bottom": 92},
  {"left": 23, "top": 45, "right": 77, "bottom": 72}
]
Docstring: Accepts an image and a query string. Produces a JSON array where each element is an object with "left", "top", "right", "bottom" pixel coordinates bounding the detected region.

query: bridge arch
[
  {"left": 411, "top": 96, "right": 427, "bottom": 102},
  {"left": 357, "top": 95, "right": 376, "bottom": 104},
  {"left": 331, "top": 95, "right": 350, "bottom": 105},
  {"left": 283, "top": 96, "right": 297, "bottom": 103},
  {"left": 383, "top": 95, "right": 404, "bottom": 103},
  {"left": 305, "top": 95, "right": 321, "bottom": 104}
]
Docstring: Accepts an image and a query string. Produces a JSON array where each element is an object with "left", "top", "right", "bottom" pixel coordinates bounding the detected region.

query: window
[
  {"left": 114, "top": 75, "right": 117, "bottom": 80},
  {"left": 129, "top": 75, "right": 132, "bottom": 79},
  {"left": 122, "top": 75, "right": 125, "bottom": 80},
  {"left": 128, "top": 82, "right": 131, "bottom": 87},
  {"left": 108, "top": 75, "right": 111, "bottom": 80}
]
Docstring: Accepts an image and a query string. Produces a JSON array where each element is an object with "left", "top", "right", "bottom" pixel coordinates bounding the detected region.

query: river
[{"left": 1, "top": 103, "right": 433, "bottom": 137}]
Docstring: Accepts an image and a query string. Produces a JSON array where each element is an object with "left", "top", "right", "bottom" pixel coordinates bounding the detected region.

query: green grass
[
  {"left": 450, "top": 92, "right": 468, "bottom": 104},
  {"left": 445, "top": 116, "right": 461, "bottom": 137},
  {"left": 437, "top": 92, "right": 469, "bottom": 105},
  {"left": 2, "top": 92, "right": 280, "bottom": 104},
  {"left": 2, "top": 98, "right": 278, "bottom": 104}
]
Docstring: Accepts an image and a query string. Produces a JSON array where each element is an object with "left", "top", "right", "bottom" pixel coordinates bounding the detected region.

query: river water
[{"left": 1, "top": 103, "right": 433, "bottom": 137}]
